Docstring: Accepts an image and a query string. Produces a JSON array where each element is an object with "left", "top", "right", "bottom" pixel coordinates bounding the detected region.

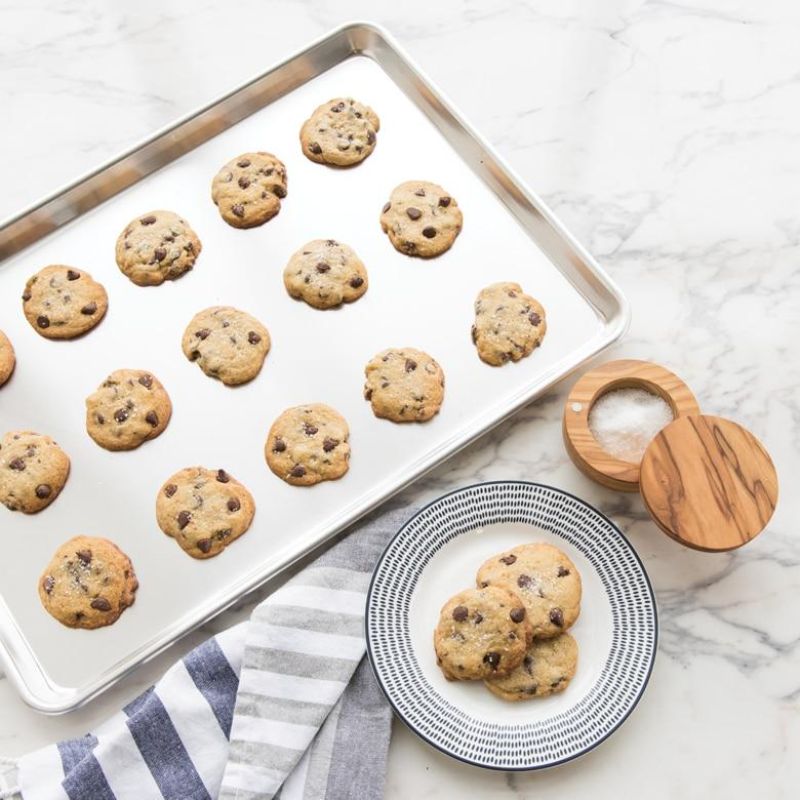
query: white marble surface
[{"left": 1, "top": 1, "right": 798, "bottom": 798}]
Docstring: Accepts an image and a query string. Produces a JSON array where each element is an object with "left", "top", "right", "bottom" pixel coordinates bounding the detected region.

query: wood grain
[{"left": 640, "top": 415, "right": 778, "bottom": 551}]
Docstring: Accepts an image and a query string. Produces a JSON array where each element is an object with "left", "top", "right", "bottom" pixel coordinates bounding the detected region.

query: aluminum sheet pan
[{"left": 0, "top": 22, "right": 629, "bottom": 713}]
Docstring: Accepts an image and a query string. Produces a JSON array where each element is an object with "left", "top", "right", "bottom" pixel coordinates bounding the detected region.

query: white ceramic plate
[{"left": 366, "top": 481, "right": 657, "bottom": 770}]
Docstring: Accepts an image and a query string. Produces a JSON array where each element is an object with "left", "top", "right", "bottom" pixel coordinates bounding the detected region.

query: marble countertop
[{"left": 1, "top": 1, "right": 798, "bottom": 797}]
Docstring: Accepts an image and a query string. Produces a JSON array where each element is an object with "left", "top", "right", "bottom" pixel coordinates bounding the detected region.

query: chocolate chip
[
  {"left": 326, "top": 239, "right": 337, "bottom": 246},
  {"left": 290, "top": 465, "right": 306, "bottom": 478},
  {"left": 367, "top": 130, "right": 376, "bottom": 144},
  {"left": 304, "top": 422, "right": 318, "bottom": 436},
  {"left": 483, "top": 652, "right": 501, "bottom": 669},
  {"left": 438, "top": 196, "right": 451, "bottom": 207},
  {"left": 237, "top": 158, "right": 251, "bottom": 168},
  {"left": 140, "top": 215, "right": 157, "bottom": 225},
  {"left": 66, "top": 269, "right": 81, "bottom": 281},
  {"left": 227, "top": 497, "right": 241, "bottom": 512},
  {"left": 178, "top": 510, "right": 191, "bottom": 529},
  {"left": 500, "top": 554, "right": 517, "bottom": 565},
  {"left": 414, "top": 188, "right": 426, "bottom": 197},
  {"left": 471, "top": 325, "right": 478, "bottom": 344},
  {"left": 523, "top": 655, "right": 533, "bottom": 674},
  {"left": 309, "top": 142, "right": 322, "bottom": 155},
  {"left": 8, "top": 458, "right": 25, "bottom": 471},
  {"left": 43, "top": 575, "right": 54, "bottom": 594},
  {"left": 452, "top": 605, "right": 468, "bottom": 622},
  {"left": 273, "top": 438, "right": 286, "bottom": 452},
  {"left": 231, "top": 204, "right": 245, "bottom": 218},
  {"left": 96, "top": 413, "right": 105, "bottom": 424},
  {"left": 557, "top": 565, "right": 570, "bottom": 577},
  {"left": 406, "top": 207, "right": 422, "bottom": 220},
  {"left": 36, "top": 315, "right": 50, "bottom": 328},
  {"left": 422, "top": 226, "right": 437, "bottom": 238},
  {"left": 238, "top": 176, "right": 251, "bottom": 189},
  {"left": 517, "top": 574, "right": 532, "bottom": 589},
  {"left": 197, "top": 538, "right": 212, "bottom": 553},
  {"left": 473, "top": 612, "right": 484, "bottom": 624},
  {"left": 510, "top": 607, "right": 526, "bottom": 623},
  {"left": 91, "top": 597, "right": 112, "bottom": 612},
  {"left": 196, "top": 328, "right": 211, "bottom": 340},
  {"left": 216, "top": 469, "right": 230, "bottom": 483},
  {"left": 349, "top": 276, "right": 364, "bottom": 288},
  {"left": 35, "top": 484, "right": 52, "bottom": 499},
  {"left": 145, "top": 411, "right": 159, "bottom": 427},
  {"left": 323, "top": 437, "right": 339, "bottom": 452},
  {"left": 138, "top": 374, "right": 153, "bottom": 388},
  {"left": 382, "top": 202, "right": 391, "bottom": 214},
  {"left": 80, "top": 302, "right": 97, "bottom": 315},
  {"left": 164, "top": 483, "right": 177, "bottom": 497},
  {"left": 76, "top": 549, "right": 92, "bottom": 566},
  {"left": 273, "top": 185, "right": 286, "bottom": 199},
  {"left": 316, "top": 262, "right": 330, "bottom": 273},
  {"left": 549, "top": 607, "right": 565, "bottom": 627},
  {"left": 529, "top": 312, "right": 541, "bottom": 326},
  {"left": 405, "top": 358, "right": 417, "bottom": 372},
  {"left": 114, "top": 408, "right": 129, "bottom": 423},
  {"left": 153, "top": 247, "right": 167, "bottom": 262},
  {"left": 331, "top": 101, "right": 345, "bottom": 112},
  {"left": 22, "top": 290, "right": 31, "bottom": 301}
]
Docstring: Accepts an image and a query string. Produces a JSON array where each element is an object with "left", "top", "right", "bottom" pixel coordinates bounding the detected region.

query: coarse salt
[{"left": 588, "top": 387, "right": 673, "bottom": 463}]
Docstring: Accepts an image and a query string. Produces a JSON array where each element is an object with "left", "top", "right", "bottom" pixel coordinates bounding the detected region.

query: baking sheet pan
[{"left": 0, "top": 22, "right": 629, "bottom": 713}]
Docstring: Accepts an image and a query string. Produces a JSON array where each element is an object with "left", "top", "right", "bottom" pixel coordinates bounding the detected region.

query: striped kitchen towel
[{"left": 0, "top": 505, "right": 407, "bottom": 800}]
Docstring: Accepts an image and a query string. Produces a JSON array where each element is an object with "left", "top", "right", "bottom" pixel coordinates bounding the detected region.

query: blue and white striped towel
[{"left": 0, "top": 505, "right": 406, "bottom": 800}]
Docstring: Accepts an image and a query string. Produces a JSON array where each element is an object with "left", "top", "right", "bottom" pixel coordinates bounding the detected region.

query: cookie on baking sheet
[
  {"left": 181, "top": 306, "right": 270, "bottom": 386},
  {"left": 0, "top": 330, "right": 15, "bottom": 387},
  {"left": 476, "top": 543, "right": 581, "bottom": 639},
  {"left": 38, "top": 536, "right": 138, "bottom": 629},
  {"left": 265, "top": 404, "right": 350, "bottom": 486},
  {"left": 85, "top": 369, "right": 172, "bottom": 451},
  {"left": 283, "top": 239, "right": 368, "bottom": 309},
  {"left": 156, "top": 466, "right": 255, "bottom": 559},
  {"left": 471, "top": 282, "right": 547, "bottom": 366},
  {"left": 115, "top": 210, "right": 202, "bottom": 286},
  {"left": 379, "top": 181, "right": 462, "bottom": 258},
  {"left": 211, "top": 152, "right": 287, "bottom": 228},
  {"left": 363, "top": 347, "right": 445, "bottom": 423},
  {"left": 434, "top": 586, "right": 533, "bottom": 681},
  {"left": 300, "top": 97, "right": 380, "bottom": 167},
  {"left": 484, "top": 632, "right": 579, "bottom": 701},
  {"left": 0, "top": 430, "right": 70, "bottom": 514},
  {"left": 22, "top": 265, "right": 108, "bottom": 339}
]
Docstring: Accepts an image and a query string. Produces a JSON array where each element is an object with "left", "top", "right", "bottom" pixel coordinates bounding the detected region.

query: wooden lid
[{"left": 640, "top": 415, "right": 778, "bottom": 551}]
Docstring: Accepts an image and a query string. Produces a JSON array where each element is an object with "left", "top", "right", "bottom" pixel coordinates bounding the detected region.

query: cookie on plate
[
  {"left": 471, "top": 282, "right": 547, "bottom": 366},
  {"left": 86, "top": 369, "right": 172, "bottom": 451},
  {"left": 265, "top": 404, "right": 350, "bottom": 486},
  {"left": 38, "top": 536, "right": 138, "bottom": 629},
  {"left": 156, "top": 466, "right": 255, "bottom": 559},
  {"left": 363, "top": 347, "right": 445, "bottom": 423},
  {"left": 379, "top": 181, "right": 462, "bottom": 258},
  {"left": 181, "top": 306, "right": 270, "bottom": 385},
  {"left": 0, "top": 330, "right": 15, "bottom": 387},
  {"left": 0, "top": 430, "right": 70, "bottom": 514},
  {"left": 300, "top": 97, "right": 380, "bottom": 167},
  {"left": 476, "top": 543, "right": 581, "bottom": 639},
  {"left": 434, "top": 586, "right": 533, "bottom": 681},
  {"left": 283, "top": 239, "right": 368, "bottom": 309},
  {"left": 211, "top": 152, "right": 287, "bottom": 228},
  {"left": 22, "top": 265, "right": 108, "bottom": 339},
  {"left": 484, "top": 632, "right": 579, "bottom": 701},
  {"left": 115, "top": 210, "right": 202, "bottom": 286}
]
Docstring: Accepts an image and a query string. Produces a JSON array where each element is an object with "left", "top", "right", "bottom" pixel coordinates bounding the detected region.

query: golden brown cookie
[
  {"left": 0, "top": 430, "right": 70, "bottom": 514},
  {"left": 156, "top": 467, "right": 255, "bottom": 559},
  {"left": 300, "top": 97, "right": 380, "bottom": 166},
  {"left": 211, "top": 152, "right": 287, "bottom": 228},
  {"left": 38, "top": 536, "right": 138, "bottom": 629},
  {"left": 0, "top": 330, "right": 15, "bottom": 387}
]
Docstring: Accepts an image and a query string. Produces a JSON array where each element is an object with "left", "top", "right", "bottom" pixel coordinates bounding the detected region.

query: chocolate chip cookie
[
  {"left": 476, "top": 543, "right": 581, "bottom": 639},
  {"left": 472, "top": 282, "right": 547, "bottom": 366},
  {"left": 211, "top": 152, "right": 287, "bottom": 228},
  {"left": 265, "top": 404, "right": 350, "bottom": 486},
  {"left": 0, "top": 330, "right": 15, "bottom": 387},
  {"left": 484, "top": 632, "right": 579, "bottom": 701},
  {"left": 363, "top": 348, "right": 445, "bottom": 423},
  {"left": 39, "top": 536, "right": 138, "bottom": 629},
  {"left": 156, "top": 466, "right": 255, "bottom": 559},
  {"left": 379, "top": 181, "right": 462, "bottom": 258},
  {"left": 181, "top": 306, "right": 271, "bottom": 385},
  {"left": 22, "top": 265, "right": 108, "bottom": 339},
  {"left": 85, "top": 369, "right": 172, "bottom": 451},
  {"left": 300, "top": 97, "right": 380, "bottom": 167},
  {"left": 434, "top": 586, "right": 533, "bottom": 681},
  {"left": 115, "top": 210, "right": 202, "bottom": 286},
  {"left": 0, "top": 430, "right": 70, "bottom": 514},
  {"left": 283, "top": 239, "right": 369, "bottom": 309}
]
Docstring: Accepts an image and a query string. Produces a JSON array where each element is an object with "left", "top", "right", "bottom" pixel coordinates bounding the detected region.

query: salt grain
[{"left": 588, "top": 388, "right": 673, "bottom": 463}]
